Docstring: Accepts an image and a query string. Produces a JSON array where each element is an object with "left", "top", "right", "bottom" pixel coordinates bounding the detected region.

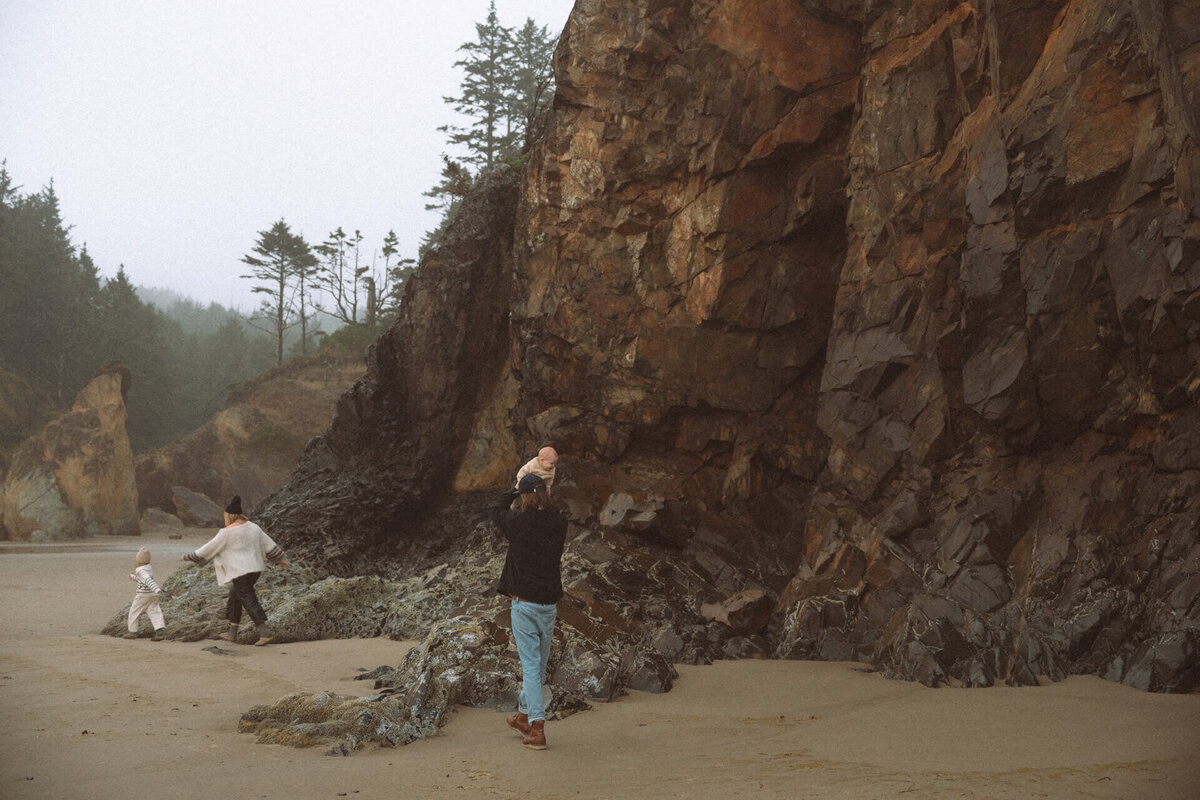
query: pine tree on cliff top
[
  {"left": 439, "top": 1, "right": 514, "bottom": 172},
  {"left": 437, "top": 4, "right": 557, "bottom": 171},
  {"left": 427, "top": 4, "right": 557, "bottom": 252},
  {"left": 507, "top": 17, "right": 556, "bottom": 152}
]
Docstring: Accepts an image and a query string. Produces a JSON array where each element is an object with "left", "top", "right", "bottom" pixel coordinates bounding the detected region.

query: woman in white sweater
[{"left": 181, "top": 495, "right": 289, "bottom": 645}]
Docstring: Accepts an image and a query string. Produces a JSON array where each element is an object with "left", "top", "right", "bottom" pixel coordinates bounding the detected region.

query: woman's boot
[{"left": 218, "top": 623, "right": 239, "bottom": 643}]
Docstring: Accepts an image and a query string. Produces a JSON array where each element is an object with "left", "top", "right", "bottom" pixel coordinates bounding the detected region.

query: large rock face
[
  {"left": 135, "top": 353, "right": 365, "bottom": 514},
  {"left": 2, "top": 368, "right": 139, "bottom": 540},
  {"left": 244, "top": 0, "right": 1199, "bottom": 743},
  {"left": 511, "top": 0, "right": 1198, "bottom": 692}
]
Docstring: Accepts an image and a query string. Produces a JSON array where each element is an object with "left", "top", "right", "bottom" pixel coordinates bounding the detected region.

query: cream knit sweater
[{"left": 185, "top": 521, "right": 285, "bottom": 585}]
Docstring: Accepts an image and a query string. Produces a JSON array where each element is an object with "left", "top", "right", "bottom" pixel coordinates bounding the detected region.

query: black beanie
[
  {"left": 518, "top": 474, "right": 547, "bottom": 494},
  {"left": 225, "top": 495, "right": 243, "bottom": 515}
]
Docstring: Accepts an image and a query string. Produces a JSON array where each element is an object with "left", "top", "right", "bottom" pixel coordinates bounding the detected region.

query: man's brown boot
[
  {"left": 218, "top": 624, "right": 238, "bottom": 643},
  {"left": 522, "top": 720, "right": 547, "bottom": 750},
  {"left": 506, "top": 712, "right": 531, "bottom": 736}
]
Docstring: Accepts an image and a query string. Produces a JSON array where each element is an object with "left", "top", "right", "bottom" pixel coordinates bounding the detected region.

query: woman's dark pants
[{"left": 225, "top": 572, "right": 267, "bottom": 626}]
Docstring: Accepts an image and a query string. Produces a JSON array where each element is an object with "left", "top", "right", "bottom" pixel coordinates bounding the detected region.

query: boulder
[
  {"left": 599, "top": 490, "right": 664, "bottom": 532},
  {"left": 170, "top": 487, "right": 224, "bottom": 528},
  {"left": 140, "top": 507, "right": 184, "bottom": 531}
]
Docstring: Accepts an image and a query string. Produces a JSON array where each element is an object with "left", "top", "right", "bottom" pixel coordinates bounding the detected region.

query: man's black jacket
[{"left": 492, "top": 490, "right": 568, "bottom": 605}]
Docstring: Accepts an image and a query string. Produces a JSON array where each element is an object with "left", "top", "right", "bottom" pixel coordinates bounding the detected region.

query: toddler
[
  {"left": 515, "top": 446, "right": 559, "bottom": 493},
  {"left": 124, "top": 547, "right": 169, "bottom": 641}
]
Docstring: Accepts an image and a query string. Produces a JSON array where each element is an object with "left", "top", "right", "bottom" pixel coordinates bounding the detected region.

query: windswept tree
[
  {"left": 314, "top": 226, "right": 348, "bottom": 319},
  {"left": 420, "top": 156, "right": 475, "bottom": 255},
  {"left": 240, "top": 219, "right": 313, "bottom": 366},
  {"left": 422, "top": 154, "right": 474, "bottom": 214},
  {"left": 315, "top": 227, "right": 368, "bottom": 326},
  {"left": 365, "top": 229, "right": 415, "bottom": 333},
  {"left": 380, "top": 229, "right": 400, "bottom": 279},
  {"left": 292, "top": 243, "right": 320, "bottom": 357}
]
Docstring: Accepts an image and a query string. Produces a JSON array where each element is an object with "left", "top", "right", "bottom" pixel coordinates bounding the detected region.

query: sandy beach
[{"left": 1, "top": 532, "right": 1197, "bottom": 800}]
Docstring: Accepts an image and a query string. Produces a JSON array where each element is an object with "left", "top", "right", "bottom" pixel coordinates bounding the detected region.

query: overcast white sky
[{"left": 0, "top": 1, "right": 573, "bottom": 311}]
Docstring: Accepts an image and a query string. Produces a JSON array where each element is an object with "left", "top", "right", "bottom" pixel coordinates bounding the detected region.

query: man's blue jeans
[{"left": 511, "top": 599, "right": 557, "bottom": 723}]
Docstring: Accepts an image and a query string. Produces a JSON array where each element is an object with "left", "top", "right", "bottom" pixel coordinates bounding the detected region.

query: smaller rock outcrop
[{"left": 1, "top": 367, "right": 139, "bottom": 540}]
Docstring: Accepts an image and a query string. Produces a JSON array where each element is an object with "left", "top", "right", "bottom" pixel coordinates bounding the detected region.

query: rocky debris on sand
[{"left": 110, "top": 511, "right": 788, "bottom": 753}]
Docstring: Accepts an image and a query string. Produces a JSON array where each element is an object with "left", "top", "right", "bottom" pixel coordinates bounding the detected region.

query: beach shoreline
[{"left": 1, "top": 532, "right": 1197, "bottom": 799}]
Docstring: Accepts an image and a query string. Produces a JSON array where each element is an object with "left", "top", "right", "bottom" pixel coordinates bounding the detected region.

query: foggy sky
[{"left": 0, "top": 1, "right": 572, "bottom": 311}]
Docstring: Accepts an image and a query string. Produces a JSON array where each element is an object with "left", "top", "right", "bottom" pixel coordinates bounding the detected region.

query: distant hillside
[{"left": 136, "top": 343, "right": 366, "bottom": 514}]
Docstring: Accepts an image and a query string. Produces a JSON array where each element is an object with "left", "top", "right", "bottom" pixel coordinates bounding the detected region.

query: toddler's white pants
[{"left": 128, "top": 592, "right": 165, "bottom": 632}]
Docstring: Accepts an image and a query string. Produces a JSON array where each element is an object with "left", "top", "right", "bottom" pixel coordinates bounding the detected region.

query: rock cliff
[
  {"left": 239, "top": 0, "right": 1198, "bottom": 747},
  {"left": 2, "top": 367, "right": 139, "bottom": 540}
]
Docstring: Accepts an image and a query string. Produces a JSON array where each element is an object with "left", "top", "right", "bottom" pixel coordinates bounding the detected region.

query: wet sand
[{"left": 1, "top": 532, "right": 1198, "bottom": 799}]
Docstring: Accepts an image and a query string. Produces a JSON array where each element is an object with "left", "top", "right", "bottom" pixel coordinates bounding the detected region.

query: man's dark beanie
[
  {"left": 518, "top": 474, "right": 547, "bottom": 494},
  {"left": 225, "top": 495, "right": 243, "bottom": 515}
]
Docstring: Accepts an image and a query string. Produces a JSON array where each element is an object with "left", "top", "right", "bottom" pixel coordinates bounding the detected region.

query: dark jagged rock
[{"left": 253, "top": 171, "right": 521, "bottom": 575}]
